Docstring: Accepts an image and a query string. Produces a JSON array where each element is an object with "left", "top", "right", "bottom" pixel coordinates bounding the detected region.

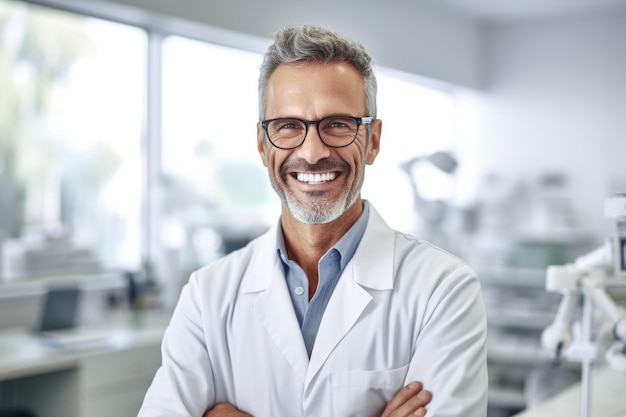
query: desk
[
  {"left": 0, "top": 313, "right": 167, "bottom": 417},
  {"left": 512, "top": 364, "right": 626, "bottom": 417}
]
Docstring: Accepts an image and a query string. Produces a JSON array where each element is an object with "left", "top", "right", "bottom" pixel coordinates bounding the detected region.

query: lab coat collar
[
  {"left": 350, "top": 202, "right": 395, "bottom": 290},
  {"left": 240, "top": 202, "right": 395, "bottom": 293}
]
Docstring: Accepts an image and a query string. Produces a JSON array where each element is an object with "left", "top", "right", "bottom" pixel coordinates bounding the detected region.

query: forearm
[
  {"left": 203, "top": 403, "right": 252, "bottom": 417},
  {"left": 202, "top": 384, "right": 431, "bottom": 417},
  {"left": 381, "top": 381, "right": 431, "bottom": 417}
]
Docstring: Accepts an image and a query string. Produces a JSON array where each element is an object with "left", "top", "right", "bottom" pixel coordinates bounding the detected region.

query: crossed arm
[{"left": 202, "top": 381, "right": 432, "bottom": 417}]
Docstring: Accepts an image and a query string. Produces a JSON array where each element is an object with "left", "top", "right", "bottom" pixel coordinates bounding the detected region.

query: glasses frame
[{"left": 260, "top": 116, "right": 373, "bottom": 150}]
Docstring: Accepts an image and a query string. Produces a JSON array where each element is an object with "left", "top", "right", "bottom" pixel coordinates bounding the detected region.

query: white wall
[
  {"left": 474, "top": 10, "right": 626, "bottom": 238},
  {"left": 99, "top": 0, "right": 485, "bottom": 89}
]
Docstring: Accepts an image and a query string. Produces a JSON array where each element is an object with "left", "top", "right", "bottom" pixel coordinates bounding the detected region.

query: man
[{"left": 138, "top": 25, "right": 488, "bottom": 417}]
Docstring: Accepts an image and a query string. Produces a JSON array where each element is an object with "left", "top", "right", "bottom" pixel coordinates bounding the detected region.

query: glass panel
[
  {"left": 160, "top": 36, "right": 278, "bottom": 278},
  {"left": 0, "top": 0, "right": 146, "bottom": 279},
  {"left": 364, "top": 72, "right": 457, "bottom": 234}
]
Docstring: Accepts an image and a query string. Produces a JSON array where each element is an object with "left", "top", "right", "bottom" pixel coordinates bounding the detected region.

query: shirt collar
[{"left": 276, "top": 201, "right": 370, "bottom": 269}]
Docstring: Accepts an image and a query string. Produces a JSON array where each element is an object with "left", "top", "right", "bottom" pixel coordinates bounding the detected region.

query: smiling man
[{"left": 138, "top": 25, "right": 488, "bottom": 417}]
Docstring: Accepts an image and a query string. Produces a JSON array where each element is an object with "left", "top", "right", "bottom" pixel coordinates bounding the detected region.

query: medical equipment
[
  {"left": 400, "top": 151, "right": 458, "bottom": 249},
  {"left": 541, "top": 194, "right": 626, "bottom": 417}
]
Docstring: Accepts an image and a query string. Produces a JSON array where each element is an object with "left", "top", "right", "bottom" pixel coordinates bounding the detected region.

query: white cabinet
[
  {"left": 4, "top": 368, "right": 80, "bottom": 417},
  {"left": 0, "top": 320, "right": 165, "bottom": 417},
  {"left": 79, "top": 344, "right": 161, "bottom": 417}
]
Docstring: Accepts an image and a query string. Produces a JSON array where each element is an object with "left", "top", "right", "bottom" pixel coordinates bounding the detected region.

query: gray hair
[{"left": 258, "top": 25, "right": 377, "bottom": 120}]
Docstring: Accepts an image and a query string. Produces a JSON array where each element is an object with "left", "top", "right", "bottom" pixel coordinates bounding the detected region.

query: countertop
[{"left": 512, "top": 364, "right": 626, "bottom": 417}]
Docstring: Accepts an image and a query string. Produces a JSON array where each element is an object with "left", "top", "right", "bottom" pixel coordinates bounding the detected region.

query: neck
[{"left": 281, "top": 199, "right": 363, "bottom": 295}]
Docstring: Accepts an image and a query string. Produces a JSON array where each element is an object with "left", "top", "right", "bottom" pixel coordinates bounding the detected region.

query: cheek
[
  {"left": 267, "top": 151, "right": 288, "bottom": 177},
  {"left": 348, "top": 142, "right": 368, "bottom": 170}
]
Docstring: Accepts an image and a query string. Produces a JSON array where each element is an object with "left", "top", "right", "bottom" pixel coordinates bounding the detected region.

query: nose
[{"left": 295, "top": 124, "right": 331, "bottom": 164}]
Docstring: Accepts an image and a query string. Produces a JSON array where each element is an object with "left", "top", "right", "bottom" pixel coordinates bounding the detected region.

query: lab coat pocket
[{"left": 331, "top": 364, "right": 409, "bottom": 417}]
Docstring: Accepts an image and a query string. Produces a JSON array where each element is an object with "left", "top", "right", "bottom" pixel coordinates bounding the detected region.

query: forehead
[{"left": 265, "top": 62, "right": 366, "bottom": 116}]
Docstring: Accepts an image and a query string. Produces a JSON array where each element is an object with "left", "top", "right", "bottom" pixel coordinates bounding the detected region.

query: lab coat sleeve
[
  {"left": 409, "top": 264, "right": 488, "bottom": 417},
  {"left": 138, "top": 271, "right": 215, "bottom": 417}
]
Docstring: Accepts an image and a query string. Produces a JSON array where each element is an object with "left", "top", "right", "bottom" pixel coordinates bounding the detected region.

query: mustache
[{"left": 280, "top": 159, "right": 349, "bottom": 176}]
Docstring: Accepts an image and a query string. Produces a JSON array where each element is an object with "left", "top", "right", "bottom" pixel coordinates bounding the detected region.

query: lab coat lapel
[
  {"left": 306, "top": 262, "right": 372, "bottom": 383},
  {"left": 243, "top": 230, "right": 309, "bottom": 384},
  {"left": 306, "top": 204, "right": 395, "bottom": 383}
]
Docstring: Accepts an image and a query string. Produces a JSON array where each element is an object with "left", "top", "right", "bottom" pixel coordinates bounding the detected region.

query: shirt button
[{"left": 295, "top": 286, "right": 305, "bottom": 296}]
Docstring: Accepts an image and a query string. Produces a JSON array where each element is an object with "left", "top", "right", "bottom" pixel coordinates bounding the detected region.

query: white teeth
[{"left": 296, "top": 172, "right": 337, "bottom": 184}]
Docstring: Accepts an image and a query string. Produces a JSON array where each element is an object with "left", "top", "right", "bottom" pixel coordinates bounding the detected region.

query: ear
[
  {"left": 257, "top": 122, "right": 269, "bottom": 167},
  {"left": 365, "top": 118, "right": 382, "bottom": 165}
]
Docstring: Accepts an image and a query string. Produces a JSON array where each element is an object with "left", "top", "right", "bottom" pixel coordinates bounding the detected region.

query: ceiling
[{"left": 421, "top": 0, "right": 626, "bottom": 21}]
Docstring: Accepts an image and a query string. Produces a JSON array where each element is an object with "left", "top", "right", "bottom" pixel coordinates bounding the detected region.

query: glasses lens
[
  {"left": 319, "top": 117, "right": 359, "bottom": 147},
  {"left": 266, "top": 118, "right": 306, "bottom": 149}
]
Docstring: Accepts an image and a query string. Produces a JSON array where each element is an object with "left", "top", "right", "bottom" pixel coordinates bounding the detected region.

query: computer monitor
[{"left": 38, "top": 287, "right": 81, "bottom": 332}]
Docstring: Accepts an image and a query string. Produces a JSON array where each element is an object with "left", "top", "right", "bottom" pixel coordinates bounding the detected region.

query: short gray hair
[{"left": 258, "top": 25, "right": 377, "bottom": 120}]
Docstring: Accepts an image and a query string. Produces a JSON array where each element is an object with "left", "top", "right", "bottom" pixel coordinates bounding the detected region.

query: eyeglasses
[{"left": 261, "top": 116, "right": 373, "bottom": 150}]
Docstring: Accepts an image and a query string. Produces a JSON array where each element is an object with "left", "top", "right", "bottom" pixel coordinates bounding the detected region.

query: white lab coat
[{"left": 138, "top": 204, "right": 488, "bottom": 417}]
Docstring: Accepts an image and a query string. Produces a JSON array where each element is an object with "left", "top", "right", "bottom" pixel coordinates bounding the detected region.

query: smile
[{"left": 296, "top": 172, "right": 337, "bottom": 184}]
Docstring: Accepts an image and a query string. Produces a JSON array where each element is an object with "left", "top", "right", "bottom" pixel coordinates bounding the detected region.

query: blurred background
[{"left": 0, "top": 0, "right": 625, "bottom": 416}]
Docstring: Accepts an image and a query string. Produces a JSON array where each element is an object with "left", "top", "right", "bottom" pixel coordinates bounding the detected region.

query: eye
[
  {"left": 271, "top": 119, "right": 303, "bottom": 132},
  {"left": 279, "top": 122, "right": 298, "bottom": 130},
  {"left": 328, "top": 120, "right": 348, "bottom": 128},
  {"left": 322, "top": 117, "right": 355, "bottom": 132}
]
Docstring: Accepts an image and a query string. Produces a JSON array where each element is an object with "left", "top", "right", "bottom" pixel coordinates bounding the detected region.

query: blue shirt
[{"left": 277, "top": 202, "right": 370, "bottom": 357}]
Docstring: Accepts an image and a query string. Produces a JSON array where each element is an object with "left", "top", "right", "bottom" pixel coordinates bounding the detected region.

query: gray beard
[
  {"left": 271, "top": 172, "right": 364, "bottom": 224},
  {"left": 283, "top": 192, "right": 354, "bottom": 224},
  {"left": 267, "top": 148, "right": 368, "bottom": 224}
]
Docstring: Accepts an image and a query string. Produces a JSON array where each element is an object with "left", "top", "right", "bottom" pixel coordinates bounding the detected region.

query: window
[
  {"left": 365, "top": 70, "right": 457, "bottom": 233},
  {"left": 0, "top": 0, "right": 145, "bottom": 278},
  {"left": 158, "top": 36, "right": 278, "bottom": 276}
]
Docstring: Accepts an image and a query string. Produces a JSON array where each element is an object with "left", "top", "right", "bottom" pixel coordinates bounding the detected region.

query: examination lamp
[
  {"left": 399, "top": 151, "right": 457, "bottom": 223},
  {"left": 400, "top": 151, "right": 458, "bottom": 177},
  {"left": 399, "top": 150, "right": 458, "bottom": 248}
]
